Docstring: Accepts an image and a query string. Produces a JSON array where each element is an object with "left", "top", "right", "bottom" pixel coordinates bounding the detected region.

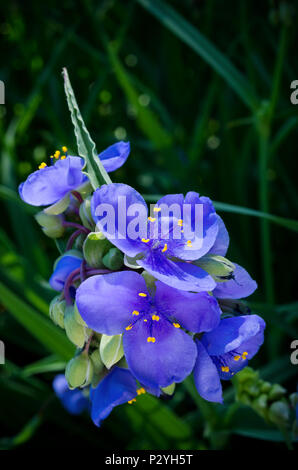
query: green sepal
[
  {"left": 194, "top": 254, "right": 235, "bottom": 282},
  {"left": 102, "top": 248, "right": 124, "bottom": 271},
  {"left": 83, "top": 231, "right": 110, "bottom": 268},
  {"left": 100, "top": 334, "right": 124, "bottom": 369},
  {"left": 65, "top": 353, "right": 94, "bottom": 389}
]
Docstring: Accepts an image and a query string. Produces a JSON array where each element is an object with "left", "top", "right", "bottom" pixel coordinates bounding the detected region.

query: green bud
[
  {"left": 35, "top": 211, "right": 64, "bottom": 238},
  {"left": 49, "top": 296, "right": 66, "bottom": 328},
  {"left": 73, "top": 303, "right": 87, "bottom": 327},
  {"left": 268, "top": 401, "right": 290, "bottom": 426},
  {"left": 260, "top": 381, "right": 271, "bottom": 394},
  {"left": 83, "top": 231, "right": 110, "bottom": 268},
  {"left": 253, "top": 393, "right": 268, "bottom": 412},
  {"left": 64, "top": 305, "right": 91, "bottom": 348},
  {"left": 100, "top": 334, "right": 124, "bottom": 369},
  {"left": 162, "top": 383, "right": 176, "bottom": 396},
  {"left": 268, "top": 384, "right": 287, "bottom": 401},
  {"left": 194, "top": 255, "right": 235, "bottom": 282},
  {"left": 102, "top": 248, "right": 124, "bottom": 271},
  {"left": 44, "top": 193, "right": 70, "bottom": 215},
  {"left": 79, "top": 197, "right": 95, "bottom": 231},
  {"left": 90, "top": 348, "right": 104, "bottom": 373},
  {"left": 65, "top": 353, "right": 94, "bottom": 389}
]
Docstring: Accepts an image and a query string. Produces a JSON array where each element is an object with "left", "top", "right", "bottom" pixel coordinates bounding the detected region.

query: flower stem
[{"left": 62, "top": 221, "right": 90, "bottom": 235}]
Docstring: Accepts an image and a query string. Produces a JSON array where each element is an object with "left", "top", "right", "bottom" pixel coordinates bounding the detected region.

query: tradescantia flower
[
  {"left": 76, "top": 270, "right": 222, "bottom": 390},
  {"left": 53, "top": 374, "right": 89, "bottom": 415},
  {"left": 19, "top": 142, "right": 130, "bottom": 210},
  {"left": 91, "top": 183, "right": 220, "bottom": 292},
  {"left": 49, "top": 251, "right": 83, "bottom": 291},
  {"left": 193, "top": 315, "right": 266, "bottom": 403}
]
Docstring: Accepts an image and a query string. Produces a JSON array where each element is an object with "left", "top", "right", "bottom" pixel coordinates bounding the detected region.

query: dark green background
[{"left": 0, "top": 0, "right": 297, "bottom": 449}]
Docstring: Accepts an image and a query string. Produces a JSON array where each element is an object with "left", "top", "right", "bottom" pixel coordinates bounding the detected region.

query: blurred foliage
[{"left": 0, "top": 0, "right": 297, "bottom": 449}]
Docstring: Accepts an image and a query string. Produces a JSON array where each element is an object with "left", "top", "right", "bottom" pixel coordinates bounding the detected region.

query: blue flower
[
  {"left": 19, "top": 142, "right": 130, "bottom": 208},
  {"left": 49, "top": 251, "right": 82, "bottom": 291},
  {"left": 76, "top": 271, "right": 222, "bottom": 390},
  {"left": 91, "top": 183, "right": 220, "bottom": 292},
  {"left": 90, "top": 367, "right": 139, "bottom": 427},
  {"left": 53, "top": 374, "right": 89, "bottom": 415},
  {"left": 212, "top": 263, "right": 257, "bottom": 299},
  {"left": 193, "top": 315, "right": 266, "bottom": 403}
]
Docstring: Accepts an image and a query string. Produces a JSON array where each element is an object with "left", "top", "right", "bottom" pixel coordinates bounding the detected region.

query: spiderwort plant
[{"left": 19, "top": 69, "right": 266, "bottom": 428}]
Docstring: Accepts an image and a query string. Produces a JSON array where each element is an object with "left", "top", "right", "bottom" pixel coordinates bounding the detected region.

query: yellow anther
[
  {"left": 148, "top": 216, "right": 156, "bottom": 222},
  {"left": 161, "top": 243, "right": 168, "bottom": 253},
  {"left": 54, "top": 150, "right": 60, "bottom": 158},
  {"left": 38, "top": 162, "right": 47, "bottom": 169},
  {"left": 144, "top": 319, "right": 147, "bottom": 322},
  {"left": 147, "top": 337, "right": 156, "bottom": 343},
  {"left": 221, "top": 366, "right": 230, "bottom": 373},
  {"left": 178, "top": 219, "right": 183, "bottom": 226},
  {"left": 50, "top": 155, "right": 54, "bottom": 159},
  {"left": 152, "top": 315, "right": 160, "bottom": 321},
  {"left": 186, "top": 240, "right": 192, "bottom": 247},
  {"left": 137, "top": 387, "right": 146, "bottom": 395},
  {"left": 173, "top": 323, "right": 180, "bottom": 328},
  {"left": 242, "top": 352, "right": 248, "bottom": 360},
  {"left": 234, "top": 355, "right": 241, "bottom": 361},
  {"left": 62, "top": 146, "right": 68, "bottom": 153},
  {"left": 132, "top": 310, "right": 140, "bottom": 316},
  {"left": 153, "top": 207, "right": 161, "bottom": 212},
  {"left": 125, "top": 324, "right": 133, "bottom": 331},
  {"left": 128, "top": 398, "right": 136, "bottom": 404},
  {"left": 141, "top": 238, "right": 150, "bottom": 243},
  {"left": 60, "top": 155, "right": 66, "bottom": 160},
  {"left": 138, "top": 292, "right": 147, "bottom": 297}
]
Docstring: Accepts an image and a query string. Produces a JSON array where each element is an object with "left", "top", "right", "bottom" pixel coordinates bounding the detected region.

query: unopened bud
[
  {"left": 162, "top": 383, "right": 176, "bottom": 396},
  {"left": 100, "top": 334, "right": 124, "bottom": 369},
  {"left": 83, "top": 232, "right": 110, "bottom": 268},
  {"left": 268, "top": 384, "right": 287, "bottom": 401},
  {"left": 79, "top": 197, "right": 95, "bottom": 231},
  {"left": 73, "top": 303, "right": 87, "bottom": 327},
  {"left": 102, "top": 248, "right": 124, "bottom": 271},
  {"left": 35, "top": 211, "right": 64, "bottom": 238},
  {"left": 195, "top": 255, "right": 235, "bottom": 282},
  {"left": 65, "top": 353, "right": 94, "bottom": 389},
  {"left": 49, "top": 296, "right": 66, "bottom": 328},
  {"left": 268, "top": 401, "right": 290, "bottom": 426},
  {"left": 64, "top": 305, "right": 91, "bottom": 348}
]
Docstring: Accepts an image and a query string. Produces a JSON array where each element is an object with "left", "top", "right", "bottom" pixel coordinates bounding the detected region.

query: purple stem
[
  {"left": 63, "top": 267, "right": 82, "bottom": 305},
  {"left": 71, "top": 190, "right": 84, "bottom": 204},
  {"left": 66, "top": 229, "right": 84, "bottom": 251},
  {"left": 80, "top": 259, "right": 87, "bottom": 283},
  {"left": 62, "top": 221, "right": 90, "bottom": 235}
]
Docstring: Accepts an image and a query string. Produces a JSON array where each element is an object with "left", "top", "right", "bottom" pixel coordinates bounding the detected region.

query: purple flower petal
[
  {"left": 213, "top": 263, "right": 257, "bottom": 299},
  {"left": 53, "top": 374, "right": 89, "bottom": 415},
  {"left": 99, "top": 141, "right": 130, "bottom": 172},
  {"left": 91, "top": 183, "right": 147, "bottom": 257},
  {"left": 154, "top": 282, "right": 221, "bottom": 332},
  {"left": 123, "top": 317, "right": 197, "bottom": 389},
  {"left": 202, "top": 315, "right": 266, "bottom": 356},
  {"left": 137, "top": 254, "right": 216, "bottom": 292},
  {"left": 76, "top": 271, "right": 149, "bottom": 335},
  {"left": 193, "top": 341, "right": 223, "bottom": 403},
  {"left": 91, "top": 367, "right": 137, "bottom": 427},
  {"left": 19, "top": 157, "right": 86, "bottom": 206},
  {"left": 208, "top": 215, "right": 229, "bottom": 256},
  {"left": 49, "top": 253, "right": 82, "bottom": 291}
]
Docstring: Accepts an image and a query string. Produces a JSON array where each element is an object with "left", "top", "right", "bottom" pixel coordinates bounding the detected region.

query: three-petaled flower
[{"left": 76, "top": 270, "right": 222, "bottom": 390}]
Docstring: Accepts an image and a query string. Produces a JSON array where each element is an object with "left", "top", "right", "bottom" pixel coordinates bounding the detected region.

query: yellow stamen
[
  {"left": 141, "top": 238, "right": 150, "bottom": 243},
  {"left": 153, "top": 207, "right": 161, "bottom": 212},
  {"left": 178, "top": 219, "right": 183, "bottom": 226},
  {"left": 173, "top": 323, "right": 180, "bottom": 328},
  {"left": 50, "top": 155, "right": 54, "bottom": 159},
  {"left": 147, "top": 337, "right": 156, "bottom": 343},
  {"left": 137, "top": 387, "right": 146, "bottom": 395},
  {"left": 38, "top": 162, "right": 47, "bottom": 169},
  {"left": 161, "top": 243, "right": 168, "bottom": 253},
  {"left": 152, "top": 315, "right": 160, "bottom": 321},
  {"left": 221, "top": 366, "right": 230, "bottom": 372},
  {"left": 138, "top": 292, "right": 147, "bottom": 297},
  {"left": 62, "top": 146, "right": 68, "bottom": 153},
  {"left": 242, "top": 352, "right": 248, "bottom": 360},
  {"left": 143, "top": 319, "right": 147, "bottom": 322},
  {"left": 148, "top": 216, "right": 156, "bottom": 222},
  {"left": 60, "top": 155, "right": 66, "bottom": 160},
  {"left": 234, "top": 355, "right": 241, "bottom": 361},
  {"left": 54, "top": 150, "right": 60, "bottom": 158},
  {"left": 186, "top": 240, "right": 192, "bottom": 247},
  {"left": 128, "top": 398, "right": 136, "bottom": 404},
  {"left": 132, "top": 310, "right": 140, "bottom": 316},
  {"left": 125, "top": 324, "right": 133, "bottom": 331}
]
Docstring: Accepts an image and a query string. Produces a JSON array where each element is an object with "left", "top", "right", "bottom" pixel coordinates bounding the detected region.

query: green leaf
[
  {"left": 21, "top": 355, "right": 66, "bottom": 377},
  {"left": 0, "top": 282, "right": 74, "bottom": 360},
  {"left": 137, "top": 0, "right": 259, "bottom": 111},
  {"left": 62, "top": 67, "right": 111, "bottom": 189}
]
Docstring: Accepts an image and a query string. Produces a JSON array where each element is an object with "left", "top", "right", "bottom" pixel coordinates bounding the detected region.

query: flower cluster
[{"left": 19, "top": 139, "right": 265, "bottom": 426}]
